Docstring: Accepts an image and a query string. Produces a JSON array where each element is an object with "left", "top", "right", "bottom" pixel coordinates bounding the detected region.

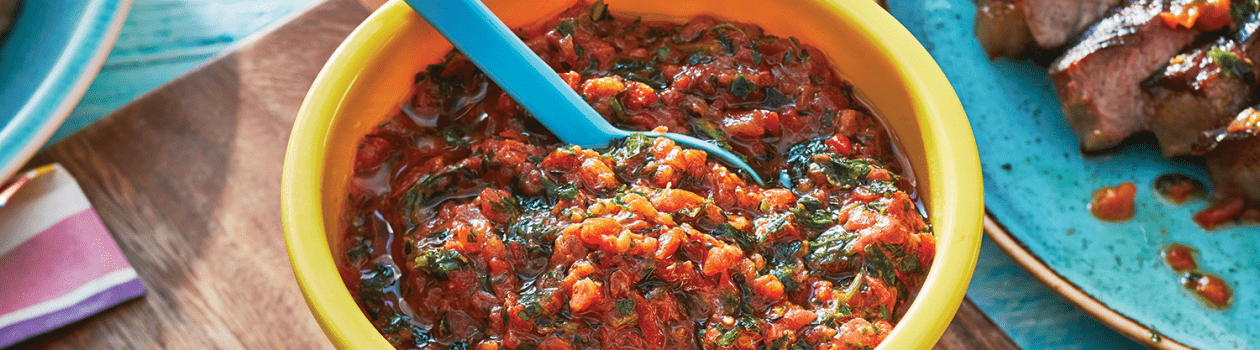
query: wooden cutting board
[{"left": 13, "top": 0, "right": 1019, "bottom": 348}]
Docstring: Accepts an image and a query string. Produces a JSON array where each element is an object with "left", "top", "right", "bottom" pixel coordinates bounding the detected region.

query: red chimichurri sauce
[
  {"left": 1161, "top": 243, "right": 1197, "bottom": 272},
  {"left": 1153, "top": 173, "right": 1204, "bottom": 205},
  {"left": 340, "top": 3, "right": 935, "bottom": 349},
  {"left": 1182, "top": 272, "right": 1233, "bottom": 309},
  {"left": 1089, "top": 182, "right": 1137, "bottom": 222},
  {"left": 1161, "top": 243, "right": 1233, "bottom": 309}
]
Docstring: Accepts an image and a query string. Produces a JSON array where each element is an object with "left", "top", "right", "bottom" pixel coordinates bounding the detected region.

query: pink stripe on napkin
[
  {"left": 0, "top": 164, "right": 144, "bottom": 348},
  {"left": 0, "top": 208, "right": 128, "bottom": 315}
]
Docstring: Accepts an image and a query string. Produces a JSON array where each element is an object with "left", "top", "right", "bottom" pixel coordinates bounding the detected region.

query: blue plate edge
[
  {"left": 0, "top": 0, "right": 132, "bottom": 180},
  {"left": 982, "top": 212, "right": 1195, "bottom": 349}
]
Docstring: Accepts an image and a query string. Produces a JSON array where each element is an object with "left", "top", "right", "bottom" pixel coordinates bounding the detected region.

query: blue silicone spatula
[{"left": 402, "top": 0, "right": 767, "bottom": 186}]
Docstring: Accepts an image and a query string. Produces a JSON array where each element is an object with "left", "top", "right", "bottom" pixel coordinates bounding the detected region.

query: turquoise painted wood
[
  {"left": 0, "top": 0, "right": 129, "bottom": 181},
  {"left": 888, "top": 0, "right": 1260, "bottom": 349},
  {"left": 50, "top": 0, "right": 321, "bottom": 143},
  {"left": 970, "top": 238, "right": 1143, "bottom": 349}
]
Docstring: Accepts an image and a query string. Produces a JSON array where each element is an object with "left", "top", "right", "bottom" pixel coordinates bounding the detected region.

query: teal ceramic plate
[
  {"left": 0, "top": 0, "right": 131, "bottom": 181},
  {"left": 887, "top": 0, "right": 1260, "bottom": 349}
]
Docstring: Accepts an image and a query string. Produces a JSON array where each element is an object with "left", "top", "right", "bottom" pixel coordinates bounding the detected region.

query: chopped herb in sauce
[
  {"left": 1208, "top": 47, "right": 1253, "bottom": 79},
  {"left": 342, "top": 3, "right": 933, "bottom": 349}
]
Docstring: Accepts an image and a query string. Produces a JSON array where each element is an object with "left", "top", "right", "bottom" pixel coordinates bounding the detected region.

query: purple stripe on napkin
[
  {"left": 0, "top": 164, "right": 145, "bottom": 347},
  {"left": 0, "top": 278, "right": 144, "bottom": 348}
]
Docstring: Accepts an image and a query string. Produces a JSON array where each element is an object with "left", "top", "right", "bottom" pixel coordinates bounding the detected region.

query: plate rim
[
  {"left": 0, "top": 0, "right": 133, "bottom": 181},
  {"left": 984, "top": 213, "right": 1196, "bottom": 350}
]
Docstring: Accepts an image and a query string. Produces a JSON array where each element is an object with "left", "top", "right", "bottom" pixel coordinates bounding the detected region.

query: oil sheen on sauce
[{"left": 340, "top": 3, "right": 937, "bottom": 349}]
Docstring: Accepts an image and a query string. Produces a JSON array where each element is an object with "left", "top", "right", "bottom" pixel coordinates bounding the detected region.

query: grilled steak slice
[
  {"left": 975, "top": 0, "right": 1123, "bottom": 60},
  {"left": 1024, "top": 0, "right": 1126, "bottom": 49},
  {"left": 976, "top": 0, "right": 1036, "bottom": 59},
  {"left": 1206, "top": 136, "right": 1260, "bottom": 206},
  {"left": 1200, "top": 134, "right": 1260, "bottom": 226},
  {"left": 1146, "top": 10, "right": 1260, "bottom": 156},
  {"left": 1049, "top": 0, "right": 1200, "bottom": 151},
  {"left": 1197, "top": 107, "right": 1260, "bottom": 210},
  {"left": 1191, "top": 107, "right": 1260, "bottom": 226}
]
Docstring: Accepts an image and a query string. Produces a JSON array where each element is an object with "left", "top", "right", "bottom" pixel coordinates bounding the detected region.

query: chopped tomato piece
[
  {"left": 580, "top": 76, "right": 626, "bottom": 98},
  {"left": 752, "top": 275, "right": 785, "bottom": 300},
  {"left": 570, "top": 278, "right": 604, "bottom": 312},
  {"left": 1227, "top": 107, "right": 1260, "bottom": 133},
  {"left": 624, "top": 81, "right": 659, "bottom": 109},
  {"left": 559, "top": 71, "right": 581, "bottom": 91},
  {"left": 722, "top": 111, "right": 766, "bottom": 138},
  {"left": 652, "top": 189, "right": 705, "bottom": 213},
  {"left": 835, "top": 318, "right": 889, "bottom": 349},
  {"left": 600, "top": 231, "right": 634, "bottom": 254},
  {"left": 780, "top": 308, "right": 817, "bottom": 330},
  {"left": 577, "top": 157, "right": 619, "bottom": 190},
  {"left": 761, "top": 109, "right": 782, "bottom": 136},
  {"left": 562, "top": 260, "right": 597, "bottom": 292},
  {"left": 762, "top": 188, "right": 796, "bottom": 211},
  {"left": 1090, "top": 182, "right": 1137, "bottom": 221},
  {"left": 1160, "top": 0, "right": 1232, "bottom": 31},
  {"left": 1184, "top": 273, "right": 1233, "bottom": 308},
  {"left": 630, "top": 236, "right": 658, "bottom": 256},
  {"left": 353, "top": 136, "right": 391, "bottom": 173},
  {"left": 848, "top": 276, "right": 896, "bottom": 311},
  {"left": 1194, "top": 197, "right": 1246, "bottom": 229},
  {"left": 867, "top": 168, "right": 892, "bottom": 182},
  {"left": 655, "top": 228, "right": 684, "bottom": 260},
  {"left": 623, "top": 193, "right": 660, "bottom": 218},
  {"left": 1162, "top": 244, "right": 1197, "bottom": 272},
  {"left": 1165, "top": 181, "right": 1198, "bottom": 204},
  {"left": 476, "top": 188, "right": 516, "bottom": 224},
  {"left": 475, "top": 341, "right": 500, "bottom": 350},
  {"left": 702, "top": 244, "right": 743, "bottom": 276},
  {"left": 844, "top": 205, "right": 878, "bottom": 231},
  {"left": 579, "top": 217, "right": 622, "bottom": 245},
  {"left": 825, "top": 134, "right": 853, "bottom": 156}
]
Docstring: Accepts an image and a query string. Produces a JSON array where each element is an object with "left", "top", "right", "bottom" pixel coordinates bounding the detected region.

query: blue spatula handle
[
  {"left": 403, "top": 0, "right": 626, "bottom": 148},
  {"left": 402, "top": 0, "right": 766, "bottom": 185}
]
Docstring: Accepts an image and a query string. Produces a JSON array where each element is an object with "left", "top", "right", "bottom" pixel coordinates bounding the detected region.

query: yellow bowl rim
[{"left": 281, "top": 0, "right": 984, "bottom": 349}]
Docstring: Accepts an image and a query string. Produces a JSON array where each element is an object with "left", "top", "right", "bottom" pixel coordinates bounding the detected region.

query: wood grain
[
  {"left": 935, "top": 299, "right": 1021, "bottom": 350},
  {"left": 15, "top": 0, "right": 1019, "bottom": 348},
  {"left": 357, "top": 0, "right": 388, "bottom": 10},
  {"left": 15, "top": 0, "right": 368, "bottom": 349},
  {"left": 58, "top": 0, "right": 323, "bottom": 143}
]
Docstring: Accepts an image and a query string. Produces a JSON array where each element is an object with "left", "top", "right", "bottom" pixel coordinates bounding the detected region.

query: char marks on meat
[
  {"left": 1146, "top": 11, "right": 1260, "bottom": 156},
  {"left": 1048, "top": 0, "right": 1200, "bottom": 151},
  {"left": 975, "top": 0, "right": 1124, "bottom": 60}
]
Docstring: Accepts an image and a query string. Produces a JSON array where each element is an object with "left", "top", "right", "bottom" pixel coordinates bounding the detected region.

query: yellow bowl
[{"left": 282, "top": 0, "right": 983, "bottom": 348}]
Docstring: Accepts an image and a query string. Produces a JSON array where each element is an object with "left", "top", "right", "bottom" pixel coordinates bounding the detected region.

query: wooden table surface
[
  {"left": 14, "top": 0, "right": 1019, "bottom": 348},
  {"left": 51, "top": 0, "right": 323, "bottom": 144}
]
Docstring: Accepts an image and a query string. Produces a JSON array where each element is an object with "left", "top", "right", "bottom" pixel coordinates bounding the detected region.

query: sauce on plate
[
  {"left": 1089, "top": 182, "right": 1137, "bottom": 221},
  {"left": 1153, "top": 173, "right": 1204, "bottom": 205},
  {"left": 1161, "top": 243, "right": 1233, "bottom": 309}
]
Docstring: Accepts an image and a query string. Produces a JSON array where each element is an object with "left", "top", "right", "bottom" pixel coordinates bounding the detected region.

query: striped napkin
[{"left": 0, "top": 164, "right": 144, "bottom": 347}]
